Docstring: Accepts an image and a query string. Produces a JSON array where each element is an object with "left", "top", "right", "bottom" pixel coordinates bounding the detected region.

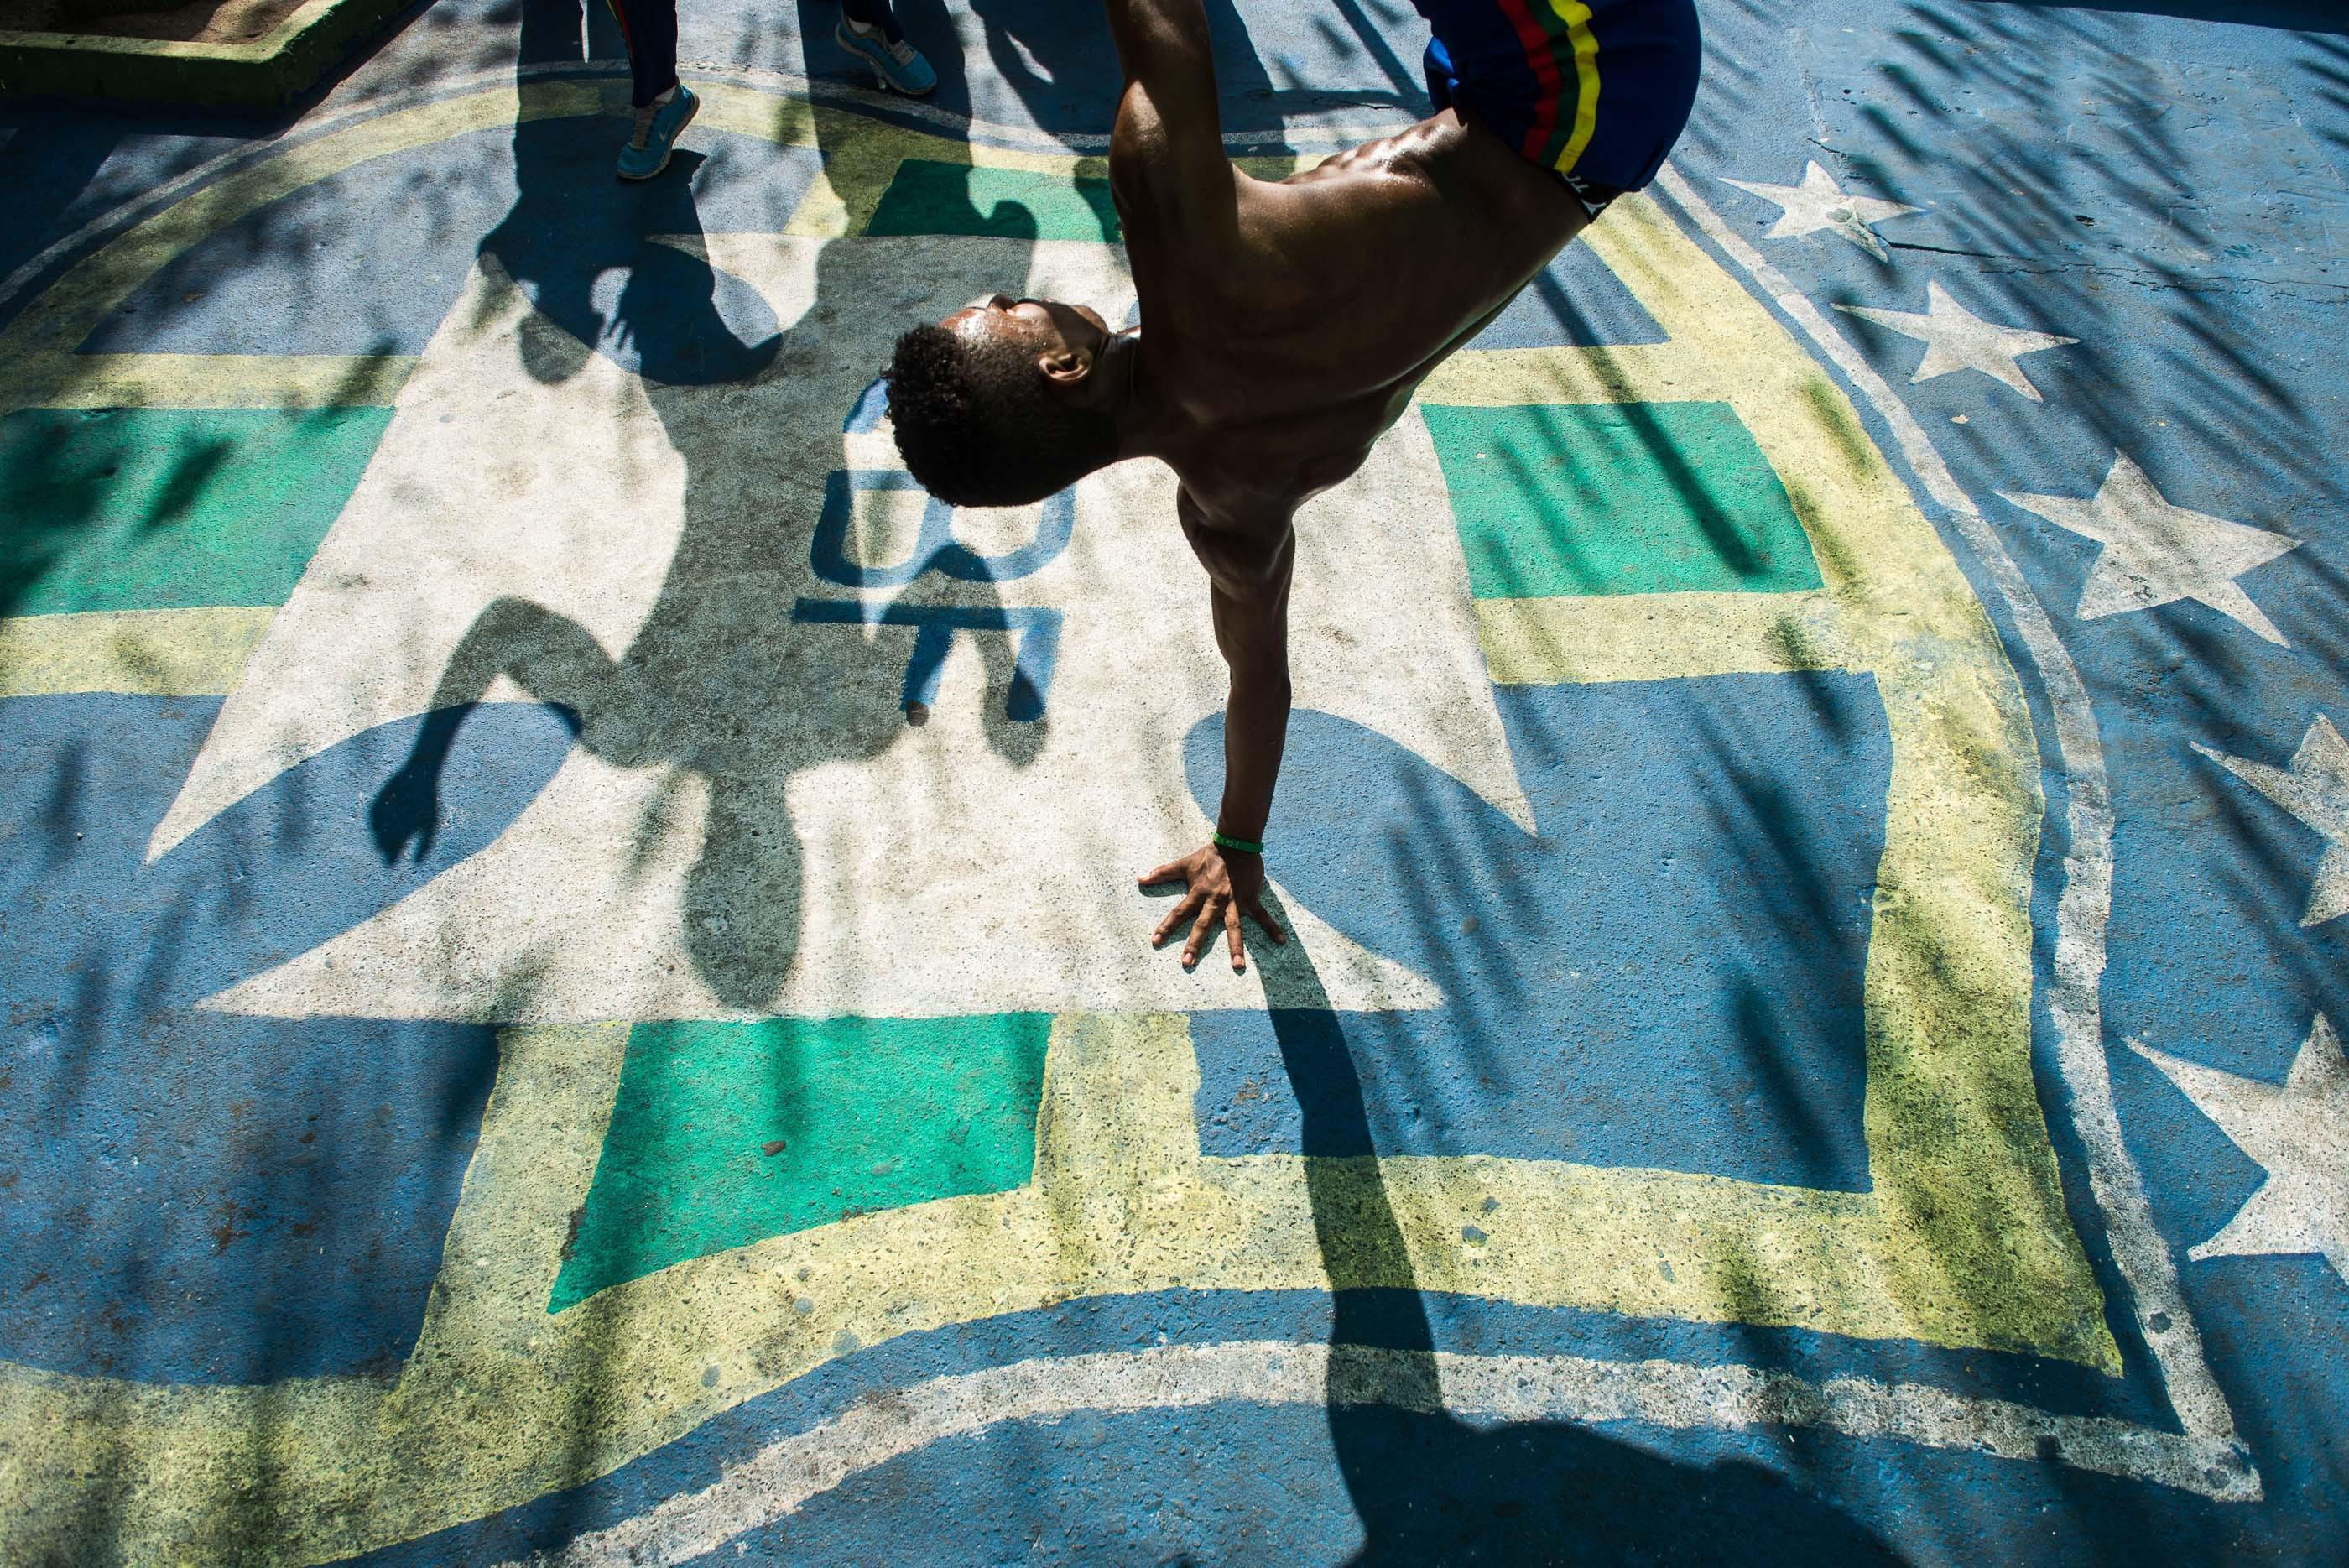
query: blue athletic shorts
[{"left": 1414, "top": 0, "right": 1701, "bottom": 204}]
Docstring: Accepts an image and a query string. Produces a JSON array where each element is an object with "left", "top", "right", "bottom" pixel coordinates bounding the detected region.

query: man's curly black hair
[{"left": 886, "top": 320, "right": 1118, "bottom": 508}]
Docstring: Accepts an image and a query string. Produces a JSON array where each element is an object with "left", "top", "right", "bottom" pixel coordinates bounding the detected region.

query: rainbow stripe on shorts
[{"left": 1414, "top": 0, "right": 1701, "bottom": 197}]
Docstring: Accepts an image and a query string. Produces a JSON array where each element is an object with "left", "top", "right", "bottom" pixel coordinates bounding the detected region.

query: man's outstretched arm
[
  {"left": 1103, "top": 0, "right": 1233, "bottom": 226},
  {"left": 1141, "top": 494, "right": 1294, "bottom": 971}
]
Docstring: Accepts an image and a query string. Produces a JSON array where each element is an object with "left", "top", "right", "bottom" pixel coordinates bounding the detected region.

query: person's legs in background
[
  {"left": 835, "top": 0, "right": 936, "bottom": 95},
  {"left": 607, "top": 0, "right": 678, "bottom": 106},
  {"left": 609, "top": 0, "right": 699, "bottom": 177},
  {"left": 837, "top": 0, "right": 896, "bottom": 39}
]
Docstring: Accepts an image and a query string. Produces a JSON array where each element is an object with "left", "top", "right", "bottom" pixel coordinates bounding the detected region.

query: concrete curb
[{"left": 0, "top": 0, "right": 409, "bottom": 107}]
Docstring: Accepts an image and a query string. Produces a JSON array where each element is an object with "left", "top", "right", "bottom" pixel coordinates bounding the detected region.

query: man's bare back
[
  {"left": 1117, "top": 107, "right": 1590, "bottom": 529},
  {"left": 883, "top": 0, "right": 1699, "bottom": 969}
]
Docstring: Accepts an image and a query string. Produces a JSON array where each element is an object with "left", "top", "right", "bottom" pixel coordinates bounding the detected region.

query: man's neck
[{"left": 1104, "top": 328, "right": 1174, "bottom": 460}]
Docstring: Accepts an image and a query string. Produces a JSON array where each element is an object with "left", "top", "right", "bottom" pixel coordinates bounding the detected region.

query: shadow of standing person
[{"left": 373, "top": 0, "right": 1052, "bottom": 1011}]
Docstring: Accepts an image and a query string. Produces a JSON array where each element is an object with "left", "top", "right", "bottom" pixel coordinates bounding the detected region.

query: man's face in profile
[{"left": 941, "top": 294, "right": 1113, "bottom": 382}]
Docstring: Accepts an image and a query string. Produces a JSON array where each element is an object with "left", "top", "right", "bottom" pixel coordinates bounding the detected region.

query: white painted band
[{"left": 508, "top": 1338, "right": 2256, "bottom": 1568}]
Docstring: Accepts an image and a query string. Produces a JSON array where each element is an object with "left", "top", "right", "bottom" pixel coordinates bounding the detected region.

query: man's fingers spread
[
  {"left": 1181, "top": 903, "right": 1221, "bottom": 967},
  {"left": 1153, "top": 894, "right": 1201, "bottom": 945}
]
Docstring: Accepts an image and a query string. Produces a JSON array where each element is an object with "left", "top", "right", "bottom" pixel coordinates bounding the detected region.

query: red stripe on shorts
[{"left": 1492, "top": 0, "right": 1565, "bottom": 166}]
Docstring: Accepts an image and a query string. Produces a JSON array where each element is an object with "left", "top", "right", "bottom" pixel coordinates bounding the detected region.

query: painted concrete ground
[{"left": 2, "top": 0, "right": 2346, "bottom": 1562}]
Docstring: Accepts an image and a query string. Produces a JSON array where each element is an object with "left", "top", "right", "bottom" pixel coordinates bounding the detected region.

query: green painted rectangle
[
  {"left": 1421, "top": 400, "right": 1823, "bottom": 599},
  {"left": 867, "top": 158, "right": 1122, "bottom": 242},
  {"left": 0, "top": 405, "right": 391, "bottom": 617},
  {"left": 550, "top": 1013, "right": 1054, "bottom": 1310}
]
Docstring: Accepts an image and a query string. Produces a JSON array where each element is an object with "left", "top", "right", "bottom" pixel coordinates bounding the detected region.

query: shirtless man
[{"left": 883, "top": 0, "right": 1700, "bottom": 970}]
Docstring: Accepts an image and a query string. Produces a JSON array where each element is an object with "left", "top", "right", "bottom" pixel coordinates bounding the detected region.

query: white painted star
[
  {"left": 1833, "top": 280, "right": 2079, "bottom": 401},
  {"left": 1721, "top": 161, "right": 1920, "bottom": 260},
  {"left": 2130, "top": 1015, "right": 2349, "bottom": 1285},
  {"left": 2195, "top": 716, "right": 2349, "bottom": 926},
  {"left": 1997, "top": 452, "right": 2300, "bottom": 644}
]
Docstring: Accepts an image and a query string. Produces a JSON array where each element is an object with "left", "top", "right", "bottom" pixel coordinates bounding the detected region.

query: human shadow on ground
[
  {"left": 1260, "top": 918, "right": 1901, "bottom": 1564},
  {"left": 375, "top": 0, "right": 1050, "bottom": 1012}
]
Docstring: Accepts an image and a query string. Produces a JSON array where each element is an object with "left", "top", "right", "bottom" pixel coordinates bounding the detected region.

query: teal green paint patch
[
  {"left": 0, "top": 405, "right": 391, "bottom": 617},
  {"left": 550, "top": 1013, "right": 1054, "bottom": 1310},
  {"left": 1421, "top": 401, "right": 1823, "bottom": 599},
  {"left": 867, "top": 159, "right": 1120, "bottom": 242}
]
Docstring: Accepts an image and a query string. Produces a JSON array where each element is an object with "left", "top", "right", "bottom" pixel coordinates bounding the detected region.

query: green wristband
[{"left": 1213, "top": 831, "right": 1264, "bottom": 856}]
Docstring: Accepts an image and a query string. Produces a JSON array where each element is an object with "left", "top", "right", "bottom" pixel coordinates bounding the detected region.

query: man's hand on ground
[{"left": 1139, "top": 842, "right": 1289, "bottom": 971}]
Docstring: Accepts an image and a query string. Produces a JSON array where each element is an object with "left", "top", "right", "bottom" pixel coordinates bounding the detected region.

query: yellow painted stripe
[
  {"left": 1419, "top": 341, "right": 1700, "bottom": 405},
  {"left": 1548, "top": 0, "right": 1602, "bottom": 175},
  {"left": 0, "top": 607, "right": 274, "bottom": 696},
  {"left": 1476, "top": 589, "right": 1854, "bottom": 685},
  {"left": 1, "top": 352, "right": 416, "bottom": 414}
]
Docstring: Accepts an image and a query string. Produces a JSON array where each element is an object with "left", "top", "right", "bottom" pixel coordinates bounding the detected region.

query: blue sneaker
[
  {"left": 835, "top": 18, "right": 935, "bottom": 96},
  {"left": 617, "top": 85, "right": 699, "bottom": 180}
]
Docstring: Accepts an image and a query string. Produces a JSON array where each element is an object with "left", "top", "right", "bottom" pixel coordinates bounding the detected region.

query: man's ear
[{"left": 1038, "top": 344, "right": 1093, "bottom": 385}]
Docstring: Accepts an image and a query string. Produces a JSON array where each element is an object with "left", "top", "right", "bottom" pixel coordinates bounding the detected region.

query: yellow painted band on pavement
[
  {"left": 0, "top": 91, "right": 2120, "bottom": 1563},
  {"left": 0, "top": 607, "right": 275, "bottom": 696},
  {"left": 1475, "top": 589, "right": 1853, "bottom": 685},
  {"left": 1412, "top": 192, "right": 2104, "bottom": 1367},
  {"left": 11, "top": 352, "right": 419, "bottom": 412},
  {"left": 1419, "top": 339, "right": 1700, "bottom": 405},
  {"left": 1580, "top": 194, "right": 2107, "bottom": 1369}
]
